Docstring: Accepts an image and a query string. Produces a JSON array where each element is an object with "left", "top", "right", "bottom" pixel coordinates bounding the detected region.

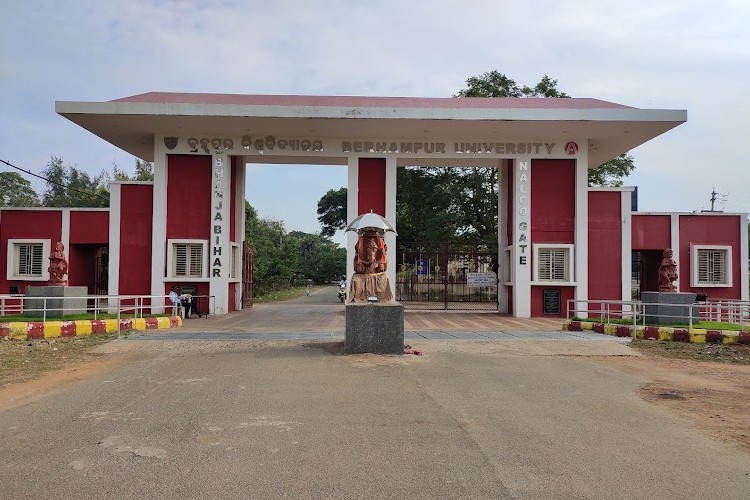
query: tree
[
  {"left": 317, "top": 71, "right": 636, "bottom": 244},
  {"left": 41, "top": 156, "right": 109, "bottom": 208},
  {"left": 246, "top": 201, "right": 346, "bottom": 294},
  {"left": 586, "top": 153, "right": 635, "bottom": 187},
  {"left": 114, "top": 158, "right": 154, "bottom": 181},
  {"left": 317, "top": 187, "right": 347, "bottom": 237},
  {"left": 245, "top": 201, "right": 300, "bottom": 294},
  {"left": 287, "top": 231, "right": 346, "bottom": 283},
  {"left": 134, "top": 159, "right": 154, "bottom": 181},
  {"left": 457, "top": 71, "right": 635, "bottom": 186},
  {"left": 455, "top": 71, "right": 569, "bottom": 98},
  {"left": 0, "top": 172, "right": 39, "bottom": 207}
]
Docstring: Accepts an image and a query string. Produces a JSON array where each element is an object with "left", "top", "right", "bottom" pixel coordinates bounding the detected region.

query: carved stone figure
[
  {"left": 48, "top": 241, "right": 69, "bottom": 285},
  {"left": 658, "top": 248, "right": 678, "bottom": 292},
  {"left": 349, "top": 230, "right": 393, "bottom": 302}
]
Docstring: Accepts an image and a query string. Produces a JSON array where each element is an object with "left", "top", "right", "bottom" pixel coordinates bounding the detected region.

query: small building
[{"left": 1, "top": 93, "right": 746, "bottom": 316}]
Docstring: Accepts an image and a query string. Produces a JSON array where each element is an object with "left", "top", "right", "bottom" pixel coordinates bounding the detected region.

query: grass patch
[
  {"left": 254, "top": 286, "right": 315, "bottom": 303},
  {"left": 0, "top": 334, "right": 116, "bottom": 387},
  {"left": 0, "top": 312, "right": 169, "bottom": 322},
  {"left": 574, "top": 317, "right": 747, "bottom": 331},
  {"left": 629, "top": 339, "right": 750, "bottom": 365}
]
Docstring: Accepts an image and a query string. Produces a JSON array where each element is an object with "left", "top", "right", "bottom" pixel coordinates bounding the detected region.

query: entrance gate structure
[
  {"left": 55, "top": 93, "right": 690, "bottom": 317},
  {"left": 396, "top": 243, "right": 498, "bottom": 310}
]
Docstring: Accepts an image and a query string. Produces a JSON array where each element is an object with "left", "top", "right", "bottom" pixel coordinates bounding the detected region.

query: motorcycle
[{"left": 338, "top": 283, "right": 347, "bottom": 303}]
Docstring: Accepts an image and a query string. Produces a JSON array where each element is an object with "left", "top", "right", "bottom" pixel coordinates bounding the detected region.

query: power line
[{"left": 0, "top": 158, "right": 109, "bottom": 202}]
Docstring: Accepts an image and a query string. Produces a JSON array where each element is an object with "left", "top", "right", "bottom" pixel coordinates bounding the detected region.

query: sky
[{"left": 1, "top": 0, "right": 749, "bottom": 247}]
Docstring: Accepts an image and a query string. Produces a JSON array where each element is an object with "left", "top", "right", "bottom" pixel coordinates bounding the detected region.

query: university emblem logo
[
  {"left": 564, "top": 142, "right": 579, "bottom": 155},
  {"left": 164, "top": 137, "right": 178, "bottom": 150}
]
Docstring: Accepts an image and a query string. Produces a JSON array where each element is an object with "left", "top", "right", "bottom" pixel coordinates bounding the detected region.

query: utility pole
[
  {"left": 710, "top": 188, "right": 717, "bottom": 212},
  {"left": 703, "top": 188, "right": 726, "bottom": 213}
]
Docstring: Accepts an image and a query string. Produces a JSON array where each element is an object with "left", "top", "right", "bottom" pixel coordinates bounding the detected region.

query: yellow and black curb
[
  {"left": 0, "top": 316, "right": 183, "bottom": 341},
  {"left": 563, "top": 320, "right": 750, "bottom": 345}
]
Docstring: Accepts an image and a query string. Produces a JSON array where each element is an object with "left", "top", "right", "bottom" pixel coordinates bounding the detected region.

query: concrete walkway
[{"left": 173, "top": 285, "right": 566, "bottom": 338}]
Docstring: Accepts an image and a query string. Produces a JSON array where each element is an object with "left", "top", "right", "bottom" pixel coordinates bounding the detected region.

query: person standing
[
  {"left": 179, "top": 290, "right": 194, "bottom": 319},
  {"left": 169, "top": 287, "right": 180, "bottom": 316}
]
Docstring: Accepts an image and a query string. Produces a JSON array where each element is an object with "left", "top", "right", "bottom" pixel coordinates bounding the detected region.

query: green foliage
[
  {"left": 455, "top": 71, "right": 570, "bottom": 98},
  {"left": 316, "top": 167, "right": 499, "bottom": 247},
  {"left": 0, "top": 172, "right": 39, "bottom": 207},
  {"left": 245, "top": 201, "right": 345, "bottom": 295},
  {"left": 41, "top": 156, "right": 110, "bottom": 207},
  {"left": 397, "top": 167, "right": 498, "bottom": 246},
  {"left": 589, "top": 153, "right": 635, "bottom": 187},
  {"left": 457, "top": 70, "right": 635, "bottom": 187},
  {"left": 316, "top": 187, "right": 347, "bottom": 237},
  {"left": 113, "top": 158, "right": 154, "bottom": 181},
  {"left": 287, "top": 231, "right": 346, "bottom": 283},
  {"left": 316, "top": 72, "right": 636, "bottom": 247}
]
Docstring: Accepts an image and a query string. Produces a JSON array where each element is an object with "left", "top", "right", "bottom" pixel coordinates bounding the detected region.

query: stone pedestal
[
  {"left": 345, "top": 302, "right": 404, "bottom": 354},
  {"left": 641, "top": 291, "right": 698, "bottom": 324},
  {"left": 25, "top": 286, "right": 88, "bottom": 318}
]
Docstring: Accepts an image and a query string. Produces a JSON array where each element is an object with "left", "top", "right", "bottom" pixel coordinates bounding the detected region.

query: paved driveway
[
  {"left": 1, "top": 338, "right": 748, "bottom": 499},
  {"left": 177, "top": 285, "right": 566, "bottom": 337}
]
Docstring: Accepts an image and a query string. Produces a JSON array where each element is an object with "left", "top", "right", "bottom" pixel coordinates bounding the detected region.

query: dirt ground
[
  {"left": 1, "top": 337, "right": 749, "bottom": 451},
  {"left": 595, "top": 342, "right": 750, "bottom": 450}
]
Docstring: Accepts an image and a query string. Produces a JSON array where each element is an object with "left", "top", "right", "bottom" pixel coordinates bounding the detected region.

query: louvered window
[
  {"left": 173, "top": 243, "right": 204, "bottom": 278},
  {"left": 16, "top": 244, "right": 43, "bottom": 277},
  {"left": 696, "top": 248, "right": 727, "bottom": 285},
  {"left": 534, "top": 245, "right": 574, "bottom": 283},
  {"left": 537, "top": 248, "right": 568, "bottom": 281}
]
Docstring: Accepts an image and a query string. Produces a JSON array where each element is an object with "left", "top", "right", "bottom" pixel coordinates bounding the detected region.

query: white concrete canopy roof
[{"left": 56, "top": 92, "right": 686, "bottom": 166}]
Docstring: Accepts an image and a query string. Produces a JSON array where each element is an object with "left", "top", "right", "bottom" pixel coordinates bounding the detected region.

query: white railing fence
[
  {"left": 0, "top": 294, "right": 216, "bottom": 336},
  {"left": 567, "top": 298, "right": 750, "bottom": 333}
]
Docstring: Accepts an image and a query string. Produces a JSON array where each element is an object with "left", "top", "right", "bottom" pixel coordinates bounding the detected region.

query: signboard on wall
[
  {"left": 542, "top": 288, "right": 561, "bottom": 315},
  {"left": 467, "top": 272, "right": 498, "bottom": 288}
]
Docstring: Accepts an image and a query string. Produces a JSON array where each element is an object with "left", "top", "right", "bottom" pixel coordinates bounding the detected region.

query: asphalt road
[{"left": 1, "top": 339, "right": 748, "bottom": 499}]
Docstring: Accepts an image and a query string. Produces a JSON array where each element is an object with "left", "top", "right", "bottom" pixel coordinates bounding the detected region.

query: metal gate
[
  {"left": 395, "top": 243, "right": 498, "bottom": 310},
  {"left": 242, "top": 242, "right": 254, "bottom": 308},
  {"left": 631, "top": 255, "right": 643, "bottom": 300},
  {"left": 94, "top": 247, "right": 108, "bottom": 296}
]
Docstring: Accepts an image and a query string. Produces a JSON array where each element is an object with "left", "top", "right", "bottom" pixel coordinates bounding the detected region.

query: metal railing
[
  {"left": 567, "top": 297, "right": 750, "bottom": 334},
  {"left": 0, "top": 293, "right": 216, "bottom": 336}
]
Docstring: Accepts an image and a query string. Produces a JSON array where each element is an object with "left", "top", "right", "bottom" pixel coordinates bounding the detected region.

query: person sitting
[{"left": 168, "top": 287, "right": 181, "bottom": 316}]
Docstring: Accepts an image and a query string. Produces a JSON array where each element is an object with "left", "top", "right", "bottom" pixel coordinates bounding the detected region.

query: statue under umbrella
[{"left": 345, "top": 211, "right": 397, "bottom": 303}]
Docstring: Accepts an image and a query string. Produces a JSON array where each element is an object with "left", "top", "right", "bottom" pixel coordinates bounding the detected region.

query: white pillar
[
  {"left": 740, "top": 213, "right": 749, "bottom": 301},
  {"left": 210, "top": 153, "right": 231, "bottom": 314},
  {"left": 513, "top": 157, "right": 532, "bottom": 317},
  {"left": 60, "top": 209, "right": 71, "bottom": 281},
  {"left": 346, "top": 157, "right": 359, "bottom": 281},
  {"left": 108, "top": 183, "right": 121, "bottom": 297},
  {"left": 620, "top": 190, "right": 632, "bottom": 303},
  {"left": 150, "top": 149, "right": 168, "bottom": 302},
  {"left": 385, "top": 157, "right": 397, "bottom": 290},
  {"left": 234, "top": 157, "right": 247, "bottom": 310},
  {"left": 670, "top": 214, "right": 680, "bottom": 291},
  {"left": 498, "top": 160, "right": 509, "bottom": 313},
  {"left": 574, "top": 147, "right": 589, "bottom": 317}
]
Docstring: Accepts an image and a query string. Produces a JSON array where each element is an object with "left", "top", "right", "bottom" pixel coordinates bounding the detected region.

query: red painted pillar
[{"left": 357, "top": 158, "right": 386, "bottom": 216}]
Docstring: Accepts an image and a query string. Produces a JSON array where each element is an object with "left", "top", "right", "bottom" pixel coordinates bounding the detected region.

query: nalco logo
[{"left": 564, "top": 142, "right": 579, "bottom": 155}]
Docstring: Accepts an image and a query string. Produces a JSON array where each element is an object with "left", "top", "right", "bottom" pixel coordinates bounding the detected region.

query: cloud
[{"left": 1, "top": 0, "right": 749, "bottom": 225}]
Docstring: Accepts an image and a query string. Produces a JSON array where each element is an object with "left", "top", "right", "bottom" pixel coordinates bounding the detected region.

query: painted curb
[
  {"left": 562, "top": 320, "right": 750, "bottom": 345},
  {"left": 0, "top": 316, "right": 183, "bottom": 341}
]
